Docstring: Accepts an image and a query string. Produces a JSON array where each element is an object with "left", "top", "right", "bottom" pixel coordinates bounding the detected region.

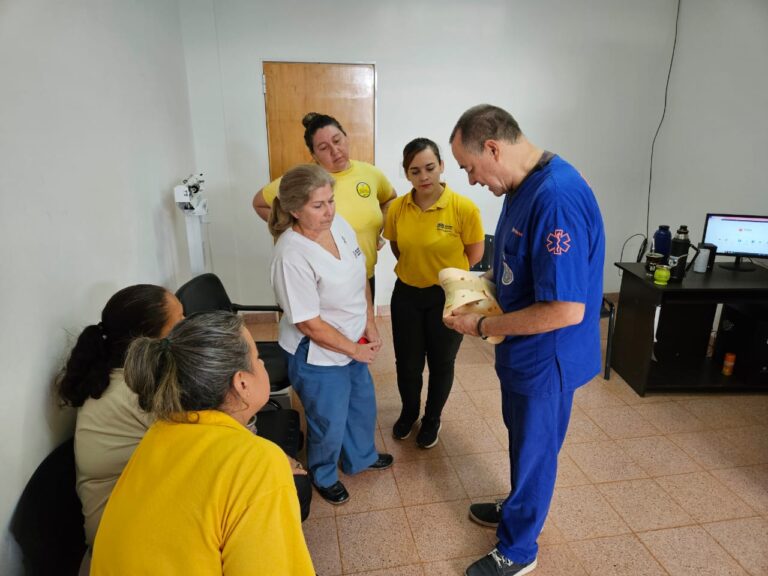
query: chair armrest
[{"left": 231, "top": 303, "right": 283, "bottom": 313}]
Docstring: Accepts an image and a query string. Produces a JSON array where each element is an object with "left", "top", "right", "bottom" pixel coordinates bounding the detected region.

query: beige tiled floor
[{"left": 248, "top": 317, "right": 768, "bottom": 576}]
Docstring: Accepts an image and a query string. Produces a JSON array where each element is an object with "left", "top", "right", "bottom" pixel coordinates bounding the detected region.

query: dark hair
[
  {"left": 268, "top": 164, "right": 335, "bottom": 239},
  {"left": 402, "top": 137, "right": 442, "bottom": 172},
  {"left": 302, "top": 112, "right": 346, "bottom": 153},
  {"left": 124, "top": 312, "right": 252, "bottom": 421},
  {"left": 57, "top": 285, "right": 170, "bottom": 407},
  {"left": 449, "top": 104, "right": 522, "bottom": 153}
]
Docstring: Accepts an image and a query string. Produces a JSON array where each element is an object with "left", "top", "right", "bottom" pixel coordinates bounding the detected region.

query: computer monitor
[{"left": 702, "top": 213, "right": 768, "bottom": 271}]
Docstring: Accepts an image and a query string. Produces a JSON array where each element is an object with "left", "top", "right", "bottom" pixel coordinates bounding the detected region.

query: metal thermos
[
  {"left": 653, "top": 225, "right": 672, "bottom": 263},
  {"left": 668, "top": 225, "right": 691, "bottom": 282}
]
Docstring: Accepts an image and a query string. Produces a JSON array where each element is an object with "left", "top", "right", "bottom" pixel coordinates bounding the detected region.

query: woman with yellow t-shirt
[
  {"left": 383, "top": 138, "right": 484, "bottom": 448},
  {"left": 91, "top": 312, "right": 314, "bottom": 576},
  {"left": 253, "top": 112, "right": 396, "bottom": 296}
]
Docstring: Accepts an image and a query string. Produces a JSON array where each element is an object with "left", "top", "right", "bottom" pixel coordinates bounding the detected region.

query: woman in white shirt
[{"left": 269, "top": 164, "right": 393, "bottom": 505}]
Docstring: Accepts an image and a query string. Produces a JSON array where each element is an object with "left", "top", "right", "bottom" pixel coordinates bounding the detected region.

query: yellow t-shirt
[
  {"left": 263, "top": 160, "right": 395, "bottom": 278},
  {"left": 92, "top": 410, "right": 314, "bottom": 576},
  {"left": 383, "top": 184, "right": 484, "bottom": 288}
]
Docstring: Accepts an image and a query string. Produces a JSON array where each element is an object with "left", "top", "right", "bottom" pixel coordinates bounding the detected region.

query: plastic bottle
[
  {"left": 653, "top": 225, "right": 672, "bottom": 263},
  {"left": 722, "top": 352, "right": 736, "bottom": 376}
]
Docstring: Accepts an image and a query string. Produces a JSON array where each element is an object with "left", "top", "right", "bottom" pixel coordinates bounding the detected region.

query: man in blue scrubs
[{"left": 445, "top": 104, "right": 605, "bottom": 576}]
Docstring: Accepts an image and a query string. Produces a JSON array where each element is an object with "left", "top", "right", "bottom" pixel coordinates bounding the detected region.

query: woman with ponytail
[
  {"left": 270, "top": 164, "right": 392, "bottom": 506},
  {"left": 91, "top": 312, "right": 314, "bottom": 575},
  {"left": 57, "top": 284, "right": 184, "bottom": 547}
]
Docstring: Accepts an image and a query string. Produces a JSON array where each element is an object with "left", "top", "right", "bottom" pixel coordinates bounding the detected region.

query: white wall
[
  {"left": 0, "top": 0, "right": 195, "bottom": 571},
  {"left": 182, "top": 0, "right": 768, "bottom": 304},
  {"left": 179, "top": 0, "right": 682, "bottom": 303},
  {"left": 649, "top": 0, "right": 768, "bottom": 250}
]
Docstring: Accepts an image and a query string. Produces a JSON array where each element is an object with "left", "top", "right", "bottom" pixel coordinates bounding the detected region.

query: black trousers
[{"left": 390, "top": 279, "right": 463, "bottom": 421}]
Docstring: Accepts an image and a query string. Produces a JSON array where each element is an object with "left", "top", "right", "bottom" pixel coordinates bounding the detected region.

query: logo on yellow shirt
[
  {"left": 356, "top": 182, "right": 371, "bottom": 198},
  {"left": 436, "top": 222, "right": 454, "bottom": 232}
]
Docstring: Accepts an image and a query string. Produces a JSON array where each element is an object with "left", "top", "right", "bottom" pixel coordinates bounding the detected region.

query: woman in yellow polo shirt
[
  {"left": 91, "top": 312, "right": 314, "bottom": 576},
  {"left": 383, "top": 138, "right": 484, "bottom": 448},
  {"left": 253, "top": 112, "right": 397, "bottom": 296}
]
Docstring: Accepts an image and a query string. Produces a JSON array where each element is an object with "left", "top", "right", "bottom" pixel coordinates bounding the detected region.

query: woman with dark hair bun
[
  {"left": 91, "top": 312, "right": 314, "bottom": 575},
  {"left": 57, "top": 284, "right": 184, "bottom": 548},
  {"left": 383, "top": 138, "right": 484, "bottom": 448},
  {"left": 253, "top": 112, "right": 397, "bottom": 297}
]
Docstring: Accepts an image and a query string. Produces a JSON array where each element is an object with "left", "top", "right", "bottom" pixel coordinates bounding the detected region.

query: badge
[
  {"left": 501, "top": 261, "right": 514, "bottom": 285},
  {"left": 546, "top": 229, "right": 571, "bottom": 255},
  {"left": 356, "top": 182, "right": 371, "bottom": 198}
]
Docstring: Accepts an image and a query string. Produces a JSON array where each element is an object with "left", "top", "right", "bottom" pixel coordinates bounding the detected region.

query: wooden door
[{"left": 263, "top": 62, "right": 375, "bottom": 180}]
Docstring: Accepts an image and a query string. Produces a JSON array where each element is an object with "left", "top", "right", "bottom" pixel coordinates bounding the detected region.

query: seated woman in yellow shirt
[{"left": 91, "top": 312, "right": 315, "bottom": 576}]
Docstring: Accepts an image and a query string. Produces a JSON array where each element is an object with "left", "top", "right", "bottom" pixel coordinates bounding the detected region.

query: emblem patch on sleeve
[{"left": 546, "top": 229, "right": 571, "bottom": 255}]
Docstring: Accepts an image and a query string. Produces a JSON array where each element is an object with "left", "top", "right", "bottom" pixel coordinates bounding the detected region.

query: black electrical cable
[{"left": 646, "top": 0, "right": 682, "bottom": 239}]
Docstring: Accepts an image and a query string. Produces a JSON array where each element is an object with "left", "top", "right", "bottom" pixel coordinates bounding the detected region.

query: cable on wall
[{"left": 646, "top": 0, "right": 682, "bottom": 239}]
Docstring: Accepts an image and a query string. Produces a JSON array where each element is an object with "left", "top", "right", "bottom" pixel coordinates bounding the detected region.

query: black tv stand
[{"left": 718, "top": 256, "right": 756, "bottom": 272}]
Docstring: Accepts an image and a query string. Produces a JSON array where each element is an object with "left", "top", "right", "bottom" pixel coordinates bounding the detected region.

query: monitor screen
[{"left": 702, "top": 214, "right": 768, "bottom": 259}]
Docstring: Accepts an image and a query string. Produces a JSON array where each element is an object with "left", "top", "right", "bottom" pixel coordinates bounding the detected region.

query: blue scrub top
[{"left": 493, "top": 155, "right": 605, "bottom": 396}]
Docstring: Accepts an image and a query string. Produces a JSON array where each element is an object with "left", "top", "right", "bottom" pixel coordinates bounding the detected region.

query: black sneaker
[
  {"left": 468, "top": 499, "right": 504, "bottom": 527},
  {"left": 416, "top": 417, "right": 442, "bottom": 449},
  {"left": 465, "top": 548, "right": 537, "bottom": 576},
  {"left": 313, "top": 481, "right": 349, "bottom": 505},
  {"left": 392, "top": 414, "right": 418, "bottom": 440},
  {"left": 368, "top": 453, "right": 394, "bottom": 470}
]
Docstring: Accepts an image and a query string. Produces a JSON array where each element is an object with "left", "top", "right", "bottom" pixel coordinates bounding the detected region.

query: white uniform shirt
[{"left": 271, "top": 216, "right": 368, "bottom": 366}]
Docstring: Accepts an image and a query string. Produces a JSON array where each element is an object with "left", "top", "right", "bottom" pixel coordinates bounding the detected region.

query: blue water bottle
[{"left": 653, "top": 225, "right": 672, "bottom": 263}]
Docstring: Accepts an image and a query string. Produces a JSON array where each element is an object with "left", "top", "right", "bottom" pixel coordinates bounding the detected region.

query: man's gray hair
[{"left": 449, "top": 104, "right": 522, "bottom": 153}]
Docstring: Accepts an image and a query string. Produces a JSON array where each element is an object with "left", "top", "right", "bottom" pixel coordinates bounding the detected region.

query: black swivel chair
[
  {"left": 470, "top": 234, "right": 495, "bottom": 273},
  {"left": 11, "top": 437, "right": 86, "bottom": 576},
  {"left": 175, "top": 273, "right": 290, "bottom": 396}
]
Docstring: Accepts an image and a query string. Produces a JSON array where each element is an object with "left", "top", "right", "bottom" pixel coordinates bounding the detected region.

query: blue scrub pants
[
  {"left": 286, "top": 338, "right": 379, "bottom": 488},
  {"left": 496, "top": 386, "right": 574, "bottom": 563}
]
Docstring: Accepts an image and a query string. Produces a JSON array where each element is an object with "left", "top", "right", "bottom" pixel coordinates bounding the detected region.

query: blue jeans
[
  {"left": 496, "top": 387, "right": 574, "bottom": 563},
  {"left": 286, "top": 338, "right": 378, "bottom": 488}
]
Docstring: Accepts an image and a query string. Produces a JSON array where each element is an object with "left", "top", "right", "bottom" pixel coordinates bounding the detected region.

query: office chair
[
  {"left": 175, "top": 273, "right": 289, "bottom": 395},
  {"left": 470, "top": 234, "right": 495, "bottom": 273},
  {"left": 601, "top": 297, "right": 616, "bottom": 379},
  {"left": 11, "top": 437, "right": 86, "bottom": 576}
]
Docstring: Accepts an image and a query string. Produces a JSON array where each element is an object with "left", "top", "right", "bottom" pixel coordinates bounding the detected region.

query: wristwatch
[{"left": 476, "top": 316, "right": 488, "bottom": 340}]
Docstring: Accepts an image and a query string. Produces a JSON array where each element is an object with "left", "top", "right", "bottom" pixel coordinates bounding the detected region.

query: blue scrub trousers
[
  {"left": 496, "top": 386, "right": 574, "bottom": 563},
  {"left": 286, "top": 338, "right": 379, "bottom": 488}
]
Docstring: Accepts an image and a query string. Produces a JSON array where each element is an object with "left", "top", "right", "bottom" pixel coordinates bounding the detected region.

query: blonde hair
[
  {"left": 124, "top": 312, "right": 252, "bottom": 421},
  {"left": 267, "top": 164, "right": 335, "bottom": 239}
]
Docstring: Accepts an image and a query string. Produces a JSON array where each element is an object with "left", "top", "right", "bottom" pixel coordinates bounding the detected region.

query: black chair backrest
[
  {"left": 175, "top": 273, "right": 234, "bottom": 315},
  {"left": 11, "top": 437, "right": 86, "bottom": 576},
  {"left": 470, "top": 234, "right": 495, "bottom": 272}
]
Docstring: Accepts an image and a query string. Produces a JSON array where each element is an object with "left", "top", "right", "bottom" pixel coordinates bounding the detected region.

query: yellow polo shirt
[
  {"left": 262, "top": 160, "right": 395, "bottom": 278},
  {"left": 92, "top": 410, "right": 314, "bottom": 576},
  {"left": 383, "top": 184, "right": 484, "bottom": 288}
]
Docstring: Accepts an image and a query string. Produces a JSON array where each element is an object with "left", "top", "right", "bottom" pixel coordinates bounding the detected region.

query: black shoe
[
  {"left": 313, "top": 481, "right": 349, "bottom": 505},
  {"left": 392, "top": 413, "right": 418, "bottom": 440},
  {"left": 416, "top": 417, "right": 442, "bottom": 449},
  {"left": 468, "top": 499, "right": 504, "bottom": 528},
  {"left": 465, "top": 548, "right": 537, "bottom": 576},
  {"left": 368, "top": 453, "right": 394, "bottom": 470}
]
